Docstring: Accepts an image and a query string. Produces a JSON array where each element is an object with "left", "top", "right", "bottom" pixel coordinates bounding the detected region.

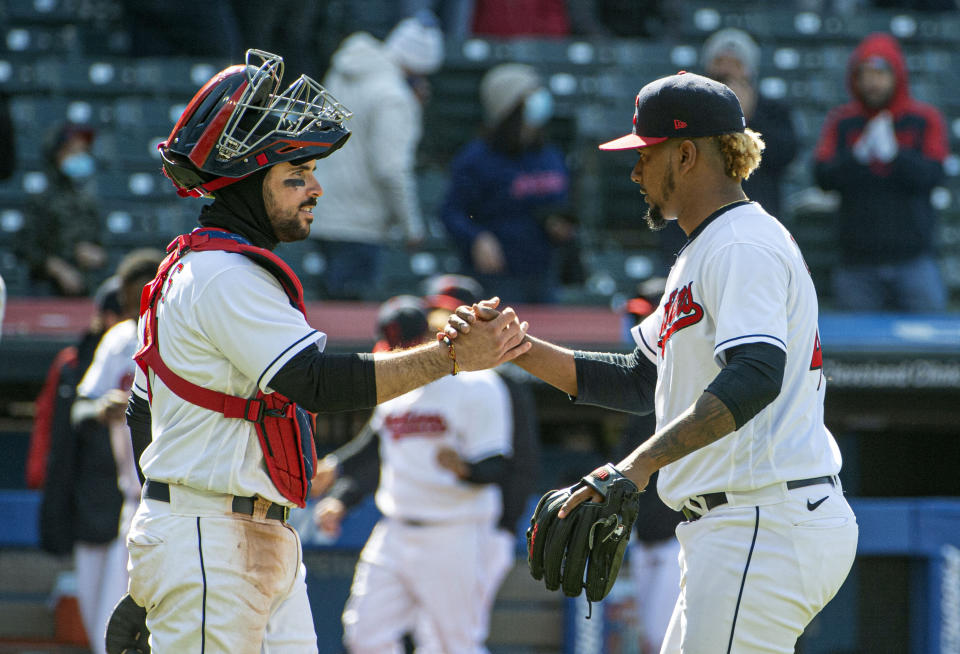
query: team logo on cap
[{"left": 673, "top": 119, "right": 687, "bottom": 130}]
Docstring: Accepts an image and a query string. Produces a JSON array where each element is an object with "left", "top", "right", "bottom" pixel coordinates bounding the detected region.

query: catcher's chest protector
[{"left": 134, "top": 228, "right": 317, "bottom": 507}]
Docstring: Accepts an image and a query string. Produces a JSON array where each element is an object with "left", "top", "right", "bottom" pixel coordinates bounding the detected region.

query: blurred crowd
[{"left": 0, "top": 0, "right": 956, "bottom": 313}]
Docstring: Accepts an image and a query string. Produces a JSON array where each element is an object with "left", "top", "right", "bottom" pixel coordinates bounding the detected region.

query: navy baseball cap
[
  {"left": 599, "top": 71, "right": 746, "bottom": 151},
  {"left": 374, "top": 295, "right": 429, "bottom": 352}
]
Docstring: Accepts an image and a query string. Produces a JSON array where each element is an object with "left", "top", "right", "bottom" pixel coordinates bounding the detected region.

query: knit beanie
[
  {"left": 385, "top": 12, "right": 445, "bottom": 75},
  {"left": 480, "top": 63, "right": 542, "bottom": 128},
  {"left": 701, "top": 28, "right": 761, "bottom": 78}
]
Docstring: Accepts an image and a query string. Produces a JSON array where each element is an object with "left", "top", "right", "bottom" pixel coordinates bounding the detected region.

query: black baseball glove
[
  {"left": 526, "top": 463, "right": 640, "bottom": 602},
  {"left": 105, "top": 593, "right": 150, "bottom": 654}
]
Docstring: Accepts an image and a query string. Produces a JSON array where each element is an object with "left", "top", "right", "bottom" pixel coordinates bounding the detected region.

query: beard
[
  {"left": 643, "top": 166, "right": 675, "bottom": 231},
  {"left": 264, "top": 184, "right": 314, "bottom": 242},
  {"left": 645, "top": 204, "right": 667, "bottom": 231},
  {"left": 271, "top": 210, "right": 311, "bottom": 242}
]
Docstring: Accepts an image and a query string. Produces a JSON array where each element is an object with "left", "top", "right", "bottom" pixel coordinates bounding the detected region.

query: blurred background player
[
  {"left": 29, "top": 277, "right": 124, "bottom": 529},
  {"left": 813, "top": 32, "right": 950, "bottom": 312},
  {"left": 439, "top": 63, "right": 580, "bottom": 304},
  {"left": 310, "top": 12, "right": 444, "bottom": 300},
  {"left": 313, "top": 294, "right": 515, "bottom": 653},
  {"left": 68, "top": 248, "right": 164, "bottom": 654}
]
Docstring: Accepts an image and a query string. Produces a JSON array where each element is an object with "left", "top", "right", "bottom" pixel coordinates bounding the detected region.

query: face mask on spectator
[
  {"left": 60, "top": 152, "right": 95, "bottom": 179},
  {"left": 523, "top": 88, "right": 554, "bottom": 128}
]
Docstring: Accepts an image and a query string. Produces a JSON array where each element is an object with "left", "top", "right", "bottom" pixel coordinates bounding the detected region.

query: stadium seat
[
  {"left": 130, "top": 58, "right": 229, "bottom": 95},
  {"left": 3, "top": 25, "right": 79, "bottom": 55},
  {"left": 51, "top": 57, "right": 137, "bottom": 95}
]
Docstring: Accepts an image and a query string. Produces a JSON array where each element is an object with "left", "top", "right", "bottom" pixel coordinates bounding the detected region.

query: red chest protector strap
[{"left": 134, "top": 228, "right": 315, "bottom": 506}]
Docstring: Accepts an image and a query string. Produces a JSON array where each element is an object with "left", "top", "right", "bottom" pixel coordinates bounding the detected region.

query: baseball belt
[
  {"left": 143, "top": 480, "right": 290, "bottom": 522},
  {"left": 681, "top": 475, "right": 837, "bottom": 522}
]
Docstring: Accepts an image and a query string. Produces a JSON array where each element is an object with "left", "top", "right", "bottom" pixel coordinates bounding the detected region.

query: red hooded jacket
[{"left": 813, "top": 33, "right": 949, "bottom": 264}]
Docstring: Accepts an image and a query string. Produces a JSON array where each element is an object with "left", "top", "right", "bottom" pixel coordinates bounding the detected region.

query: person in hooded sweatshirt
[
  {"left": 309, "top": 12, "right": 444, "bottom": 300},
  {"left": 813, "top": 32, "right": 950, "bottom": 313}
]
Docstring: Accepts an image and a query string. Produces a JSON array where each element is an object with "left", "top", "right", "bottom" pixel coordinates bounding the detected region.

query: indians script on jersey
[{"left": 657, "top": 281, "right": 704, "bottom": 353}]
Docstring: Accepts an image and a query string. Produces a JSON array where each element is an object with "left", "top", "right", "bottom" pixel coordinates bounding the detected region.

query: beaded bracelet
[{"left": 437, "top": 332, "right": 460, "bottom": 376}]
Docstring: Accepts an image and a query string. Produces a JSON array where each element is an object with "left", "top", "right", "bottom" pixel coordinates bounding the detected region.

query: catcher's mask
[{"left": 159, "top": 49, "right": 352, "bottom": 198}]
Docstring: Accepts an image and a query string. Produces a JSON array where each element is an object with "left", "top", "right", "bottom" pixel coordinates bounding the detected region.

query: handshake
[
  {"left": 852, "top": 110, "right": 898, "bottom": 165},
  {"left": 433, "top": 297, "right": 531, "bottom": 373}
]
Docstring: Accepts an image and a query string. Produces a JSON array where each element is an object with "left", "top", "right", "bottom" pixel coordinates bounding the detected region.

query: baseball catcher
[{"left": 527, "top": 464, "right": 640, "bottom": 604}]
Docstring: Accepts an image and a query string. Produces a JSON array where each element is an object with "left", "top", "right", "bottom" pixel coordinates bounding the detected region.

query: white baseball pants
[
  {"left": 126, "top": 485, "right": 316, "bottom": 654},
  {"left": 342, "top": 518, "right": 511, "bottom": 654},
  {"left": 660, "top": 480, "right": 858, "bottom": 653}
]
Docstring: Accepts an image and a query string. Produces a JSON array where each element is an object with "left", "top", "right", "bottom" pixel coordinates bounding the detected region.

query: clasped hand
[{"left": 444, "top": 297, "right": 530, "bottom": 370}]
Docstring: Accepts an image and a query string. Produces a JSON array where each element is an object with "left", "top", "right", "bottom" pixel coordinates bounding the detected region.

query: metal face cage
[{"left": 217, "top": 49, "right": 352, "bottom": 162}]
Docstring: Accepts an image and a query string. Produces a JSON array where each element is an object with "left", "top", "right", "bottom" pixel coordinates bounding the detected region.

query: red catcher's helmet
[{"left": 159, "top": 49, "right": 352, "bottom": 198}]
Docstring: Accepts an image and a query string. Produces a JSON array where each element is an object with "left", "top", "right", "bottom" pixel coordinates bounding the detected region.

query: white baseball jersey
[
  {"left": 131, "top": 250, "right": 324, "bottom": 506},
  {"left": 343, "top": 368, "right": 515, "bottom": 653},
  {"left": 77, "top": 318, "right": 140, "bottom": 502},
  {"left": 632, "top": 201, "right": 842, "bottom": 511},
  {"left": 369, "top": 369, "right": 513, "bottom": 525}
]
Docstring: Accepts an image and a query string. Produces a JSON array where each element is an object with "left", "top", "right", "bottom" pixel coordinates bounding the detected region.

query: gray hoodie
[{"left": 311, "top": 32, "right": 426, "bottom": 244}]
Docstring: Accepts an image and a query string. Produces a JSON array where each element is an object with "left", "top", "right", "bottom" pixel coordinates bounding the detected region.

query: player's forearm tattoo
[{"left": 636, "top": 392, "right": 736, "bottom": 469}]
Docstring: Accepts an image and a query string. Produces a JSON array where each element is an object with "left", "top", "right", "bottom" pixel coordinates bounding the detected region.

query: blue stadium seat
[
  {"left": 131, "top": 58, "right": 229, "bottom": 95},
  {"left": 95, "top": 126, "right": 167, "bottom": 165},
  {"left": 3, "top": 24, "right": 79, "bottom": 55},
  {"left": 51, "top": 57, "right": 138, "bottom": 95}
]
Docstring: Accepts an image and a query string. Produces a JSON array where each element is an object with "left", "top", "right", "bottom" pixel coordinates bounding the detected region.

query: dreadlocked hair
[{"left": 712, "top": 128, "right": 765, "bottom": 181}]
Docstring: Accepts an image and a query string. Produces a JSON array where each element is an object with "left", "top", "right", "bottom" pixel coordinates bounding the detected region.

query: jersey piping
[{"left": 676, "top": 199, "right": 752, "bottom": 257}]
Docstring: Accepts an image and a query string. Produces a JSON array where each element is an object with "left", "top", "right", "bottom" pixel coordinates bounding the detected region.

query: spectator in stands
[
  {"left": 17, "top": 123, "right": 106, "bottom": 296},
  {"left": 702, "top": 28, "right": 798, "bottom": 220},
  {"left": 309, "top": 12, "right": 444, "bottom": 300},
  {"left": 440, "top": 63, "right": 578, "bottom": 304},
  {"left": 0, "top": 93, "right": 15, "bottom": 182},
  {"left": 813, "top": 33, "right": 950, "bottom": 312}
]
